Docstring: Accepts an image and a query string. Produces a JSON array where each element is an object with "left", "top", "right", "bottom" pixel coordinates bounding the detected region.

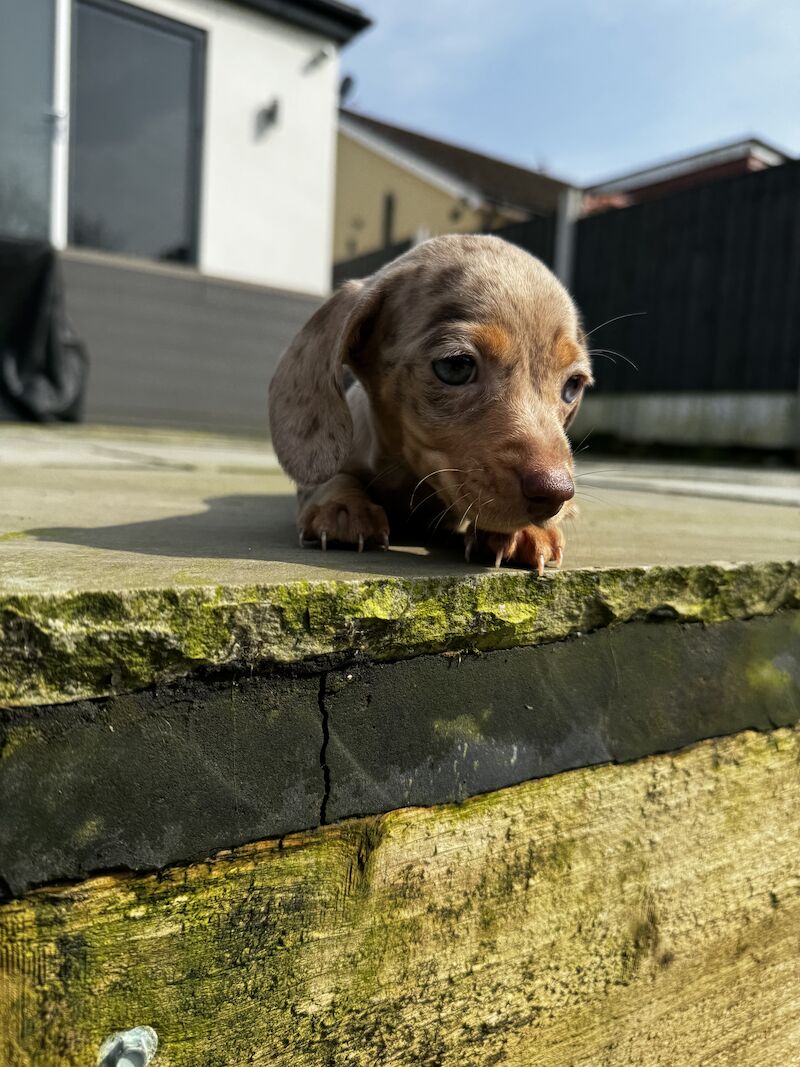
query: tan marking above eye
[
  {"left": 554, "top": 334, "right": 580, "bottom": 368},
  {"left": 471, "top": 322, "right": 512, "bottom": 357}
]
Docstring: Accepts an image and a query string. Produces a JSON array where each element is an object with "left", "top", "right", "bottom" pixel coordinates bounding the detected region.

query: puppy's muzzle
[{"left": 519, "top": 467, "right": 575, "bottom": 521}]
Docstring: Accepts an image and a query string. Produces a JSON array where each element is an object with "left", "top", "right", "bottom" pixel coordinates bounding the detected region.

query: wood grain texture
[{"left": 2, "top": 726, "right": 800, "bottom": 1066}]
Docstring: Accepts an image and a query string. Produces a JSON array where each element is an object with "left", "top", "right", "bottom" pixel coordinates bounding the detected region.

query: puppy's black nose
[{"left": 519, "top": 467, "right": 574, "bottom": 519}]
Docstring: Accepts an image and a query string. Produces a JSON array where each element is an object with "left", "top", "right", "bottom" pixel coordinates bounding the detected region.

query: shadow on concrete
[{"left": 29, "top": 493, "right": 476, "bottom": 576}]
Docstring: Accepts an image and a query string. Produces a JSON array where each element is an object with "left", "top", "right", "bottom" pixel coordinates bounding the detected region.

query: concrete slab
[
  {"left": 577, "top": 457, "right": 800, "bottom": 507},
  {"left": 0, "top": 425, "right": 798, "bottom": 597}
]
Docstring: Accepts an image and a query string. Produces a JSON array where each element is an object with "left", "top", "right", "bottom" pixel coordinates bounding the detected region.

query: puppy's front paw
[
  {"left": 298, "top": 497, "right": 390, "bottom": 552},
  {"left": 467, "top": 524, "right": 565, "bottom": 575}
]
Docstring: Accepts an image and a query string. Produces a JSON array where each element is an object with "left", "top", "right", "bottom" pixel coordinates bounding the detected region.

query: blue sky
[{"left": 342, "top": 0, "right": 800, "bottom": 184}]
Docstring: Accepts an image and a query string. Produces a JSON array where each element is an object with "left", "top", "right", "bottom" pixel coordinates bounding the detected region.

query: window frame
[{"left": 68, "top": 0, "right": 206, "bottom": 266}]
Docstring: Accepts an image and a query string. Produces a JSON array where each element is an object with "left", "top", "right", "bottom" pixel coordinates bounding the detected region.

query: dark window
[
  {"left": 69, "top": 0, "right": 205, "bottom": 264},
  {"left": 0, "top": 0, "right": 54, "bottom": 239},
  {"left": 381, "top": 192, "right": 395, "bottom": 248}
]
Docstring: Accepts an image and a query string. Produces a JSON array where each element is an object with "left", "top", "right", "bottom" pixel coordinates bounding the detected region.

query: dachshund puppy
[{"left": 268, "top": 235, "right": 592, "bottom": 572}]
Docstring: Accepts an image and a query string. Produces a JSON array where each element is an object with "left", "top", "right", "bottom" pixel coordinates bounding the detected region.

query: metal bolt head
[{"left": 98, "top": 1026, "right": 158, "bottom": 1067}]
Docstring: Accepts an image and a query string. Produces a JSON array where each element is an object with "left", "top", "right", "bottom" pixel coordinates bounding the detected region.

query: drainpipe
[
  {"left": 553, "top": 186, "right": 583, "bottom": 288},
  {"left": 49, "top": 0, "right": 72, "bottom": 249}
]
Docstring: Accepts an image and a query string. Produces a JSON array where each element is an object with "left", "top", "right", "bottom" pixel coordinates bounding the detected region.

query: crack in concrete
[{"left": 318, "top": 672, "right": 332, "bottom": 825}]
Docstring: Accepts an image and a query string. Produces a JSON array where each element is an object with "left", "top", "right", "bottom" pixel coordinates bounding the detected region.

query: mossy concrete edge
[{"left": 2, "top": 560, "right": 798, "bottom": 707}]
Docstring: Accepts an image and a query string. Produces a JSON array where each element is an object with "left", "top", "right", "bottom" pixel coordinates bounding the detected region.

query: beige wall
[{"left": 334, "top": 132, "right": 522, "bottom": 262}]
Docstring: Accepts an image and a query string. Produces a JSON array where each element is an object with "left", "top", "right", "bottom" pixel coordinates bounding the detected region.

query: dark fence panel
[
  {"left": 573, "top": 158, "right": 800, "bottom": 393},
  {"left": 332, "top": 239, "right": 412, "bottom": 287},
  {"left": 488, "top": 214, "right": 556, "bottom": 266}
]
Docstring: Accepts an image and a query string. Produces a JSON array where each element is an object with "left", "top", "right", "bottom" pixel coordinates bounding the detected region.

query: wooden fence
[
  {"left": 333, "top": 159, "right": 800, "bottom": 397},
  {"left": 572, "top": 157, "right": 800, "bottom": 394}
]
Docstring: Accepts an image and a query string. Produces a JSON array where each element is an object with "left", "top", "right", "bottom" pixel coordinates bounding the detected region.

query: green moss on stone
[
  {"left": 0, "top": 724, "right": 43, "bottom": 759},
  {"left": 433, "top": 711, "right": 490, "bottom": 743},
  {"left": 2, "top": 561, "right": 798, "bottom": 706},
  {"left": 72, "top": 817, "right": 105, "bottom": 848},
  {"left": 747, "top": 661, "right": 793, "bottom": 694}
]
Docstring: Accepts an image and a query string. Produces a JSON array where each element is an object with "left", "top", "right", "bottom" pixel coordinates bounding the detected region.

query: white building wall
[{"left": 103, "top": 0, "right": 340, "bottom": 296}]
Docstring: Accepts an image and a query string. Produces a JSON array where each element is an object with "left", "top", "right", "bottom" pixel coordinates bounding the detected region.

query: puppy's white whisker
[
  {"left": 456, "top": 498, "right": 475, "bottom": 533},
  {"left": 409, "top": 468, "right": 463, "bottom": 510},
  {"left": 575, "top": 469, "right": 622, "bottom": 478},
  {"left": 473, "top": 497, "right": 494, "bottom": 535},
  {"left": 433, "top": 498, "right": 469, "bottom": 532},
  {"left": 575, "top": 490, "right": 613, "bottom": 508},
  {"left": 408, "top": 487, "right": 443, "bottom": 519},
  {"left": 571, "top": 429, "right": 593, "bottom": 455},
  {"left": 430, "top": 489, "right": 472, "bottom": 532},
  {"left": 365, "top": 462, "right": 403, "bottom": 490},
  {"left": 584, "top": 311, "right": 646, "bottom": 338},
  {"left": 589, "top": 348, "right": 639, "bottom": 372},
  {"left": 471, "top": 492, "right": 483, "bottom": 536}
]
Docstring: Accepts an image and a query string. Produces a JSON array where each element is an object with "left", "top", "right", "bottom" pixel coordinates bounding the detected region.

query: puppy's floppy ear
[{"left": 268, "top": 278, "right": 382, "bottom": 485}]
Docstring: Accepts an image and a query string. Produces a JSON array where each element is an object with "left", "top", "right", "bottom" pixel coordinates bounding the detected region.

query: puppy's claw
[
  {"left": 357, "top": 533, "right": 364, "bottom": 553},
  {"left": 537, "top": 554, "right": 546, "bottom": 577},
  {"left": 298, "top": 529, "right": 306, "bottom": 548},
  {"left": 464, "top": 538, "right": 473, "bottom": 563},
  {"left": 381, "top": 532, "right": 390, "bottom": 550},
  {"left": 494, "top": 549, "right": 504, "bottom": 569},
  {"left": 320, "top": 531, "right": 327, "bottom": 552},
  {"left": 555, "top": 546, "right": 563, "bottom": 568}
]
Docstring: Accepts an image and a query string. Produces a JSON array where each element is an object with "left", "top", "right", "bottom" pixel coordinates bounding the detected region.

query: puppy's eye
[
  {"left": 562, "top": 375, "right": 584, "bottom": 403},
  {"left": 432, "top": 354, "right": 477, "bottom": 386}
]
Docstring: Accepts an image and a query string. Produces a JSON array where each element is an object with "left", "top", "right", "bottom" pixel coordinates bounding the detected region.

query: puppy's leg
[{"left": 298, "top": 474, "right": 390, "bottom": 551}]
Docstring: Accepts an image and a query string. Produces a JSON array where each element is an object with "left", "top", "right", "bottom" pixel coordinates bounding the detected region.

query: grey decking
[{"left": 62, "top": 250, "right": 321, "bottom": 434}]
